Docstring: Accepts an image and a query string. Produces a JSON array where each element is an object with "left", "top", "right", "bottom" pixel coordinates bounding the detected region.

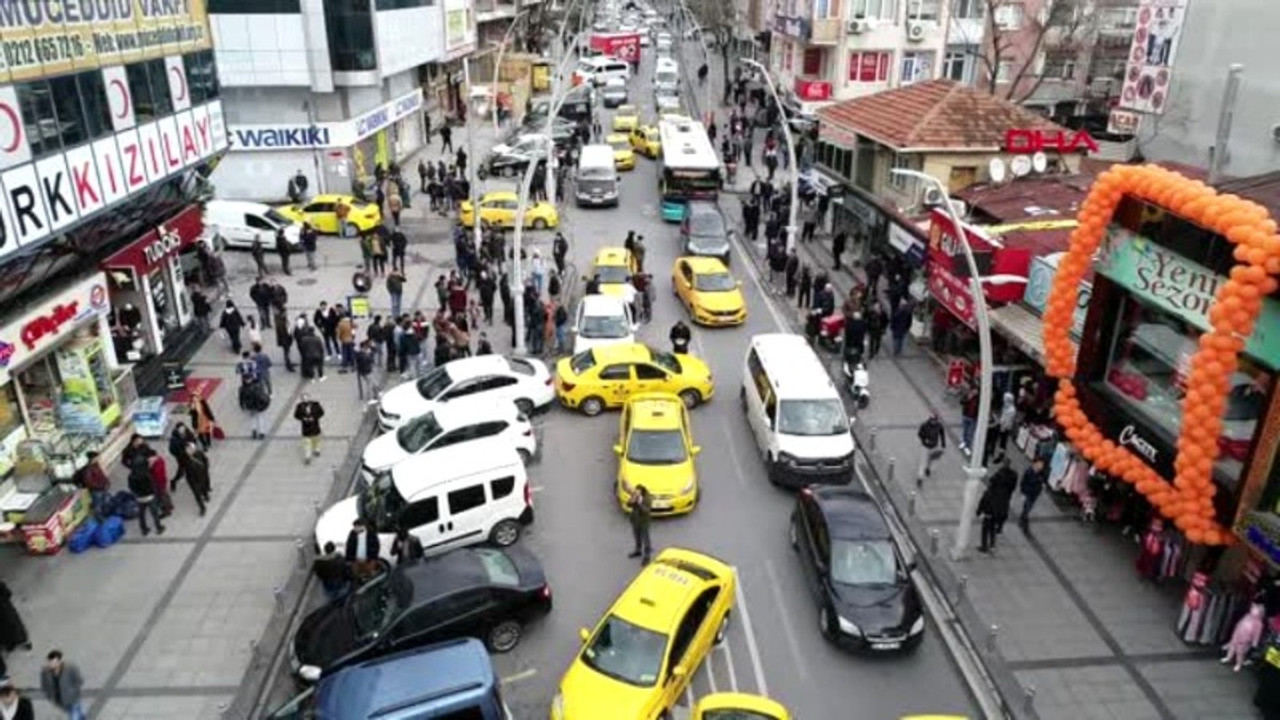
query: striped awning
[{"left": 989, "top": 303, "right": 1049, "bottom": 365}]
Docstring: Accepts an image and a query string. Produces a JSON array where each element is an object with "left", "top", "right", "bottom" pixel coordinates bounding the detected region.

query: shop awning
[{"left": 989, "top": 303, "right": 1060, "bottom": 366}]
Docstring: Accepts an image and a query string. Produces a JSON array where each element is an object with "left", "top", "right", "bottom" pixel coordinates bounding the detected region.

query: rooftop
[{"left": 817, "top": 80, "right": 1069, "bottom": 152}]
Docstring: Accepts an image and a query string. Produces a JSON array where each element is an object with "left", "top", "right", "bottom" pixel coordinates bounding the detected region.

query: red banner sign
[
  {"left": 1004, "top": 128, "right": 1099, "bottom": 154},
  {"left": 794, "top": 78, "right": 831, "bottom": 101},
  {"left": 929, "top": 262, "right": 976, "bottom": 329},
  {"left": 590, "top": 33, "right": 641, "bottom": 63},
  {"left": 101, "top": 205, "right": 205, "bottom": 272}
]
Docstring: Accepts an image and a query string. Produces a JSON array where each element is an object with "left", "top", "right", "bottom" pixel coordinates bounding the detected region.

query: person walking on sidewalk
[
  {"left": 127, "top": 451, "right": 165, "bottom": 537},
  {"left": 295, "top": 394, "right": 325, "bottom": 463},
  {"left": 626, "top": 485, "right": 653, "bottom": 564},
  {"left": 916, "top": 412, "right": 946, "bottom": 486},
  {"left": 831, "top": 230, "right": 848, "bottom": 271},
  {"left": 220, "top": 300, "right": 245, "bottom": 354},
  {"left": 0, "top": 682, "right": 34, "bottom": 720},
  {"left": 866, "top": 302, "right": 887, "bottom": 359},
  {"left": 977, "top": 459, "right": 1018, "bottom": 553},
  {"left": 387, "top": 188, "right": 403, "bottom": 227},
  {"left": 0, "top": 581, "right": 30, "bottom": 657},
  {"left": 275, "top": 226, "right": 292, "bottom": 275},
  {"left": 40, "top": 650, "right": 86, "bottom": 720},
  {"left": 189, "top": 392, "right": 216, "bottom": 450},
  {"left": 313, "top": 542, "right": 351, "bottom": 603},
  {"left": 345, "top": 518, "right": 382, "bottom": 582},
  {"left": 249, "top": 277, "right": 273, "bottom": 329},
  {"left": 797, "top": 265, "right": 812, "bottom": 309},
  {"left": 185, "top": 443, "right": 212, "bottom": 517},
  {"left": 240, "top": 371, "right": 271, "bottom": 440},
  {"left": 959, "top": 385, "right": 979, "bottom": 455},
  {"left": 784, "top": 248, "right": 799, "bottom": 298},
  {"left": 356, "top": 340, "right": 377, "bottom": 400},
  {"left": 994, "top": 391, "right": 1017, "bottom": 453},
  {"left": 315, "top": 301, "right": 339, "bottom": 358},
  {"left": 742, "top": 195, "right": 760, "bottom": 242},
  {"left": 192, "top": 288, "right": 212, "bottom": 333},
  {"left": 337, "top": 312, "right": 356, "bottom": 373},
  {"left": 251, "top": 234, "right": 270, "bottom": 276},
  {"left": 274, "top": 307, "right": 295, "bottom": 372},
  {"left": 252, "top": 342, "right": 274, "bottom": 397},
  {"left": 387, "top": 269, "right": 405, "bottom": 320},
  {"left": 865, "top": 254, "right": 884, "bottom": 298},
  {"left": 890, "top": 301, "right": 912, "bottom": 357},
  {"left": 168, "top": 423, "right": 195, "bottom": 490},
  {"left": 800, "top": 199, "right": 818, "bottom": 243},
  {"left": 390, "top": 227, "right": 407, "bottom": 273},
  {"left": 418, "top": 159, "right": 429, "bottom": 193},
  {"left": 298, "top": 323, "right": 326, "bottom": 381},
  {"left": 1018, "top": 457, "right": 1049, "bottom": 531},
  {"left": 439, "top": 123, "right": 453, "bottom": 153},
  {"left": 300, "top": 222, "right": 318, "bottom": 271}
]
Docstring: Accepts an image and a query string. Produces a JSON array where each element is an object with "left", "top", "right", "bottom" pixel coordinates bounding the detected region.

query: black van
[{"left": 528, "top": 86, "right": 594, "bottom": 126}]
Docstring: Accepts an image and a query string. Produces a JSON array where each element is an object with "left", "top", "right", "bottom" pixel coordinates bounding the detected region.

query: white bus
[{"left": 657, "top": 117, "right": 721, "bottom": 221}]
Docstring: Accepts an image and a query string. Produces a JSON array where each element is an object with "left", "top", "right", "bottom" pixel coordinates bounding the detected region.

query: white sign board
[{"left": 228, "top": 89, "right": 425, "bottom": 152}]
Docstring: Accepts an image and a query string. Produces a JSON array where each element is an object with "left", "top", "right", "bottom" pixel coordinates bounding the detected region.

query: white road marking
[
  {"left": 731, "top": 568, "right": 771, "bottom": 698},
  {"left": 683, "top": 685, "right": 694, "bottom": 707},
  {"left": 720, "top": 422, "right": 751, "bottom": 487},
  {"left": 705, "top": 652, "right": 718, "bottom": 693},
  {"left": 730, "top": 220, "right": 792, "bottom": 332},
  {"left": 764, "top": 559, "right": 812, "bottom": 679},
  {"left": 718, "top": 642, "right": 740, "bottom": 692},
  {"left": 501, "top": 668, "right": 538, "bottom": 684}
]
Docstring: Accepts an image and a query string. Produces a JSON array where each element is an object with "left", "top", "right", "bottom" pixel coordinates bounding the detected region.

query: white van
[
  {"left": 574, "top": 56, "right": 631, "bottom": 86},
  {"left": 576, "top": 144, "right": 620, "bottom": 207},
  {"left": 742, "top": 334, "right": 856, "bottom": 488},
  {"left": 572, "top": 294, "right": 637, "bottom": 354},
  {"left": 316, "top": 443, "right": 533, "bottom": 561},
  {"left": 654, "top": 58, "right": 679, "bottom": 94},
  {"left": 204, "top": 199, "right": 301, "bottom": 250}
]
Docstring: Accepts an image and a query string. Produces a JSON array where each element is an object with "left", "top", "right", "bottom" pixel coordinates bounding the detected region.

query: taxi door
[
  {"left": 596, "top": 363, "right": 635, "bottom": 407},
  {"left": 632, "top": 363, "right": 669, "bottom": 396},
  {"left": 673, "top": 260, "right": 695, "bottom": 310}
]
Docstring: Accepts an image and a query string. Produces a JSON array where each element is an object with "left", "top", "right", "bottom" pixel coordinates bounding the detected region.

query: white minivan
[
  {"left": 572, "top": 294, "right": 636, "bottom": 355},
  {"left": 742, "top": 334, "right": 855, "bottom": 488},
  {"left": 654, "top": 58, "right": 679, "bottom": 94},
  {"left": 204, "top": 199, "right": 301, "bottom": 249},
  {"left": 574, "top": 56, "right": 631, "bottom": 86},
  {"left": 576, "top": 144, "right": 620, "bottom": 207},
  {"left": 316, "top": 442, "right": 533, "bottom": 561}
]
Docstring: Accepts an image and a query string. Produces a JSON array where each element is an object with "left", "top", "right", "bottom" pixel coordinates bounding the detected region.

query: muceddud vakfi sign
[
  {"left": 1096, "top": 227, "right": 1280, "bottom": 370},
  {"left": 229, "top": 89, "right": 424, "bottom": 152}
]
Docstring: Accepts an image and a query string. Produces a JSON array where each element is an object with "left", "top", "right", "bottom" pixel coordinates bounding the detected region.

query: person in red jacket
[{"left": 148, "top": 454, "right": 173, "bottom": 517}]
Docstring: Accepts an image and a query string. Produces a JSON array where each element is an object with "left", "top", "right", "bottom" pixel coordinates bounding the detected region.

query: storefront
[
  {"left": 0, "top": 273, "right": 132, "bottom": 483},
  {"left": 217, "top": 88, "right": 426, "bottom": 201},
  {"left": 100, "top": 205, "right": 207, "bottom": 369}
]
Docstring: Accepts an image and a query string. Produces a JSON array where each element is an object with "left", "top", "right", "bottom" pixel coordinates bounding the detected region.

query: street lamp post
[
  {"left": 544, "top": 0, "right": 588, "bottom": 208},
  {"left": 463, "top": 56, "right": 483, "bottom": 253},
  {"left": 742, "top": 57, "right": 799, "bottom": 253},
  {"left": 675, "top": 0, "right": 713, "bottom": 127},
  {"left": 490, "top": 10, "right": 531, "bottom": 138},
  {"left": 891, "top": 168, "right": 993, "bottom": 560}
]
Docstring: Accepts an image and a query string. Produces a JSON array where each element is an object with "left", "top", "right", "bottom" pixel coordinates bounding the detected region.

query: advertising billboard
[
  {"left": 590, "top": 32, "right": 641, "bottom": 64},
  {"left": 1117, "top": 0, "right": 1189, "bottom": 115}
]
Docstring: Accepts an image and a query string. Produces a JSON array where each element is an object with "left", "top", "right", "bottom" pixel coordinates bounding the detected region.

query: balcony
[
  {"left": 810, "top": 18, "right": 842, "bottom": 45},
  {"left": 772, "top": 13, "right": 811, "bottom": 42}
]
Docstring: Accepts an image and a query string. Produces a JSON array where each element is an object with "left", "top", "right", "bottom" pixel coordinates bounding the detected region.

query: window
[
  {"left": 850, "top": 0, "right": 897, "bottom": 20},
  {"left": 598, "top": 364, "right": 631, "bottom": 380},
  {"left": 209, "top": 0, "right": 301, "bottom": 10},
  {"left": 0, "top": 385, "right": 20, "bottom": 443},
  {"left": 490, "top": 475, "right": 516, "bottom": 499},
  {"left": 324, "top": 0, "right": 377, "bottom": 71},
  {"left": 125, "top": 62, "right": 169, "bottom": 122},
  {"left": 887, "top": 153, "right": 921, "bottom": 190},
  {"left": 993, "top": 2, "right": 1023, "bottom": 29},
  {"left": 746, "top": 349, "right": 771, "bottom": 402},
  {"left": 399, "top": 497, "right": 440, "bottom": 529},
  {"left": 76, "top": 72, "right": 113, "bottom": 141},
  {"left": 802, "top": 49, "right": 823, "bottom": 76},
  {"left": 447, "top": 484, "right": 487, "bottom": 514},
  {"left": 15, "top": 81, "right": 59, "bottom": 158},
  {"left": 995, "top": 60, "right": 1014, "bottom": 83},
  {"left": 635, "top": 364, "right": 666, "bottom": 380},
  {"left": 184, "top": 51, "right": 221, "bottom": 104},
  {"left": 1042, "top": 50, "right": 1077, "bottom": 79},
  {"left": 899, "top": 51, "right": 934, "bottom": 85},
  {"left": 952, "top": 0, "right": 983, "bottom": 19},
  {"left": 814, "top": 0, "right": 840, "bottom": 18},
  {"left": 908, "top": 0, "right": 939, "bottom": 20},
  {"left": 848, "top": 51, "right": 891, "bottom": 82}
]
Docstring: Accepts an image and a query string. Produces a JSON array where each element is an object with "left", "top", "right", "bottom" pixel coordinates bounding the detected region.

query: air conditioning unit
[
  {"left": 906, "top": 20, "right": 926, "bottom": 42},
  {"left": 847, "top": 19, "right": 869, "bottom": 33},
  {"left": 922, "top": 186, "right": 947, "bottom": 206}
]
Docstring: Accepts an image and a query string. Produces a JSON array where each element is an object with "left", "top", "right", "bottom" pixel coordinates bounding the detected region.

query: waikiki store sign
[{"left": 1096, "top": 228, "right": 1280, "bottom": 370}]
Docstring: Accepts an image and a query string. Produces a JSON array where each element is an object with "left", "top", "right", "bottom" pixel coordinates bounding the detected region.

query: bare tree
[
  {"left": 684, "top": 0, "right": 737, "bottom": 100},
  {"left": 969, "top": 0, "right": 1094, "bottom": 104}
]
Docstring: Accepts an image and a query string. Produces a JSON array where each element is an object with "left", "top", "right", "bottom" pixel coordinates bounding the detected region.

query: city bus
[{"left": 657, "top": 117, "right": 721, "bottom": 222}]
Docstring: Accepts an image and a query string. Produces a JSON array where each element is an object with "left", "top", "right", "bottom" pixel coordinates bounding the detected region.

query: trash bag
[
  {"left": 93, "top": 516, "right": 125, "bottom": 548},
  {"left": 111, "top": 491, "right": 140, "bottom": 520},
  {"left": 68, "top": 519, "right": 99, "bottom": 554}
]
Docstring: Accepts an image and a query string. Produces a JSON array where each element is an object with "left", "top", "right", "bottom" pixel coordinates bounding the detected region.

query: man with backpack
[
  {"left": 239, "top": 369, "right": 271, "bottom": 440},
  {"left": 916, "top": 412, "right": 946, "bottom": 487},
  {"left": 127, "top": 451, "right": 165, "bottom": 536}
]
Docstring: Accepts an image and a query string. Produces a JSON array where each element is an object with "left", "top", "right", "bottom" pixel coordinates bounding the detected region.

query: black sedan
[
  {"left": 679, "top": 200, "right": 733, "bottom": 266},
  {"left": 504, "top": 117, "right": 579, "bottom": 148},
  {"left": 789, "top": 486, "right": 924, "bottom": 652},
  {"left": 291, "top": 546, "right": 552, "bottom": 681}
]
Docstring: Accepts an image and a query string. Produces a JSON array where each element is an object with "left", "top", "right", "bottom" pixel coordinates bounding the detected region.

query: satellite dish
[
  {"left": 1031, "top": 151, "right": 1048, "bottom": 174},
  {"left": 988, "top": 158, "right": 1007, "bottom": 185},
  {"left": 1010, "top": 155, "right": 1033, "bottom": 178}
]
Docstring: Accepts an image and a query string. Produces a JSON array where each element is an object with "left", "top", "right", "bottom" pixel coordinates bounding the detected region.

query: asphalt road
[{"left": 482, "top": 51, "right": 979, "bottom": 720}]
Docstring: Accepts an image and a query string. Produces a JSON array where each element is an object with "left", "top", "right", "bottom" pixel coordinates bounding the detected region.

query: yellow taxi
[
  {"left": 459, "top": 190, "right": 560, "bottom": 230},
  {"left": 615, "top": 393, "right": 700, "bottom": 516},
  {"left": 606, "top": 133, "right": 636, "bottom": 171},
  {"left": 693, "top": 693, "right": 792, "bottom": 720},
  {"left": 276, "top": 194, "right": 381, "bottom": 235},
  {"left": 555, "top": 343, "right": 714, "bottom": 416},
  {"left": 672, "top": 257, "right": 747, "bottom": 326},
  {"left": 551, "top": 548, "right": 736, "bottom": 720},
  {"left": 629, "top": 125, "right": 662, "bottom": 158},
  {"left": 588, "top": 247, "right": 637, "bottom": 299},
  {"left": 612, "top": 104, "right": 641, "bottom": 132}
]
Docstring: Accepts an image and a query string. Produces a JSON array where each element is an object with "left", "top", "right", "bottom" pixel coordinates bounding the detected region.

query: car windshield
[
  {"left": 395, "top": 413, "right": 443, "bottom": 453},
  {"left": 596, "top": 265, "right": 631, "bottom": 284},
  {"left": 473, "top": 548, "right": 522, "bottom": 587},
  {"left": 358, "top": 472, "right": 408, "bottom": 533},
  {"left": 626, "top": 429, "right": 687, "bottom": 464},
  {"left": 618, "top": 105, "right": 637, "bottom": 116},
  {"left": 609, "top": 138, "right": 629, "bottom": 152},
  {"left": 581, "top": 614, "right": 667, "bottom": 687},
  {"left": 582, "top": 313, "right": 631, "bottom": 338},
  {"left": 687, "top": 233, "right": 729, "bottom": 252},
  {"left": 649, "top": 350, "right": 681, "bottom": 374},
  {"left": 415, "top": 367, "right": 453, "bottom": 399},
  {"left": 694, "top": 272, "right": 736, "bottom": 292},
  {"left": 350, "top": 572, "right": 411, "bottom": 638},
  {"left": 570, "top": 351, "right": 598, "bottom": 374},
  {"left": 830, "top": 539, "right": 898, "bottom": 586},
  {"left": 265, "top": 208, "right": 294, "bottom": 225},
  {"left": 777, "top": 399, "right": 849, "bottom": 436},
  {"left": 688, "top": 209, "right": 725, "bottom": 236},
  {"left": 507, "top": 357, "right": 536, "bottom": 376}
]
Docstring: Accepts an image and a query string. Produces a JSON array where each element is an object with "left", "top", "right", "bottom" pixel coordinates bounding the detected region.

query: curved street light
[
  {"left": 674, "top": 0, "right": 713, "bottom": 128},
  {"left": 893, "top": 167, "right": 994, "bottom": 561},
  {"left": 741, "top": 57, "right": 800, "bottom": 253},
  {"left": 490, "top": 9, "right": 532, "bottom": 138}
]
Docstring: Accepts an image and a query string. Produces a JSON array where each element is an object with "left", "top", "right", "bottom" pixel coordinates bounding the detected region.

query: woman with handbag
[{"left": 189, "top": 392, "right": 218, "bottom": 449}]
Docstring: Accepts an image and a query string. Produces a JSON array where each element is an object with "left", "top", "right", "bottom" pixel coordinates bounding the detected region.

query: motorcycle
[
  {"left": 843, "top": 355, "right": 870, "bottom": 410},
  {"left": 817, "top": 312, "right": 844, "bottom": 353}
]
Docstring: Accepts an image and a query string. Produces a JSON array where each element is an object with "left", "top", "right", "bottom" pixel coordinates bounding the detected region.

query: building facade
[
  {"left": 208, "top": 0, "right": 452, "bottom": 201},
  {"left": 0, "top": 0, "right": 228, "bottom": 477}
]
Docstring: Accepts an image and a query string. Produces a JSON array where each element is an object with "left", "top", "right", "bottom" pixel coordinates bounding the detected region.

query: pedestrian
[
  {"left": 866, "top": 303, "right": 887, "bottom": 359},
  {"left": 959, "top": 385, "right": 979, "bottom": 455},
  {"left": 148, "top": 453, "right": 173, "bottom": 518},
  {"left": 386, "top": 269, "right": 405, "bottom": 320},
  {"left": 185, "top": 443, "right": 212, "bottom": 517},
  {"left": 530, "top": 249, "right": 546, "bottom": 295},
  {"left": 40, "top": 650, "right": 86, "bottom": 720},
  {"left": 251, "top": 234, "right": 269, "bottom": 275},
  {"left": 418, "top": 159, "right": 429, "bottom": 193},
  {"left": 399, "top": 319, "right": 423, "bottom": 378},
  {"left": 370, "top": 231, "right": 388, "bottom": 276},
  {"left": 797, "top": 265, "right": 812, "bottom": 309},
  {"left": 632, "top": 235, "right": 647, "bottom": 273},
  {"left": 439, "top": 123, "right": 453, "bottom": 153},
  {"left": 313, "top": 542, "right": 351, "bottom": 603},
  {"left": 916, "top": 412, "right": 946, "bottom": 486},
  {"left": 248, "top": 276, "right": 272, "bottom": 327},
  {"left": 253, "top": 342, "right": 274, "bottom": 396},
  {"left": 865, "top": 254, "right": 884, "bottom": 297},
  {"left": 274, "top": 306, "right": 295, "bottom": 372},
  {"left": 391, "top": 527, "right": 424, "bottom": 566},
  {"left": 275, "top": 226, "right": 292, "bottom": 275},
  {"left": 315, "top": 301, "right": 339, "bottom": 358},
  {"left": 287, "top": 168, "right": 308, "bottom": 203},
  {"left": 298, "top": 325, "right": 326, "bottom": 381},
  {"left": 337, "top": 311, "right": 356, "bottom": 372},
  {"left": 669, "top": 319, "right": 691, "bottom": 354},
  {"left": 890, "top": 302, "right": 912, "bottom": 356},
  {"left": 390, "top": 227, "right": 407, "bottom": 273},
  {"left": 355, "top": 341, "right": 376, "bottom": 400},
  {"left": 192, "top": 288, "right": 211, "bottom": 332},
  {"left": 1018, "top": 457, "right": 1049, "bottom": 530},
  {"left": 345, "top": 518, "right": 382, "bottom": 582},
  {"left": 977, "top": 459, "right": 1018, "bottom": 553},
  {"left": 219, "top": 300, "right": 245, "bottom": 354},
  {"left": 295, "top": 393, "right": 325, "bottom": 463},
  {"left": 236, "top": 349, "right": 259, "bottom": 386},
  {"left": 455, "top": 147, "right": 468, "bottom": 177},
  {"left": 127, "top": 450, "right": 165, "bottom": 536},
  {"left": 239, "top": 371, "right": 271, "bottom": 440},
  {"left": 299, "top": 222, "right": 318, "bottom": 271},
  {"left": 0, "top": 581, "right": 30, "bottom": 655},
  {"left": 245, "top": 315, "right": 263, "bottom": 349},
  {"left": 995, "top": 391, "right": 1017, "bottom": 452},
  {"left": 387, "top": 187, "right": 403, "bottom": 227},
  {"left": 167, "top": 422, "right": 195, "bottom": 490},
  {"left": 832, "top": 230, "right": 847, "bottom": 270},
  {"left": 553, "top": 232, "right": 568, "bottom": 275},
  {"left": 626, "top": 485, "right": 653, "bottom": 564},
  {"left": 767, "top": 241, "right": 787, "bottom": 289},
  {"left": 0, "top": 682, "right": 34, "bottom": 720},
  {"left": 189, "top": 391, "right": 216, "bottom": 450},
  {"left": 476, "top": 332, "right": 493, "bottom": 355},
  {"left": 801, "top": 199, "right": 818, "bottom": 243},
  {"left": 842, "top": 311, "right": 866, "bottom": 362}
]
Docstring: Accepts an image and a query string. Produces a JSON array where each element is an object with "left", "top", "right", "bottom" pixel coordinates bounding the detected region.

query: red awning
[{"left": 101, "top": 205, "right": 205, "bottom": 272}]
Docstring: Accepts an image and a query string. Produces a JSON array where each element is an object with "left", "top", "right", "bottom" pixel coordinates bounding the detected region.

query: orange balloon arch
[{"left": 1043, "top": 164, "right": 1280, "bottom": 547}]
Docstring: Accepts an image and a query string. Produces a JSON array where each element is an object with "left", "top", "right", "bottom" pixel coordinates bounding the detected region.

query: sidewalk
[{"left": 684, "top": 42, "right": 1263, "bottom": 720}]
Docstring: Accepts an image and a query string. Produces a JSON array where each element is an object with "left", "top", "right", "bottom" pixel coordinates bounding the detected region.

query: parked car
[
  {"left": 291, "top": 546, "right": 552, "bottom": 681},
  {"left": 361, "top": 399, "right": 537, "bottom": 482},
  {"left": 487, "top": 134, "right": 552, "bottom": 178},
  {"left": 204, "top": 200, "right": 301, "bottom": 250},
  {"left": 377, "top": 355, "right": 554, "bottom": 432},
  {"left": 678, "top": 200, "right": 733, "bottom": 266}
]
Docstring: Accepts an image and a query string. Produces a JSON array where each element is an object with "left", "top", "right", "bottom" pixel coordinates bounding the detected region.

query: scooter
[
  {"left": 843, "top": 356, "right": 870, "bottom": 410},
  {"left": 817, "top": 312, "right": 844, "bottom": 353}
]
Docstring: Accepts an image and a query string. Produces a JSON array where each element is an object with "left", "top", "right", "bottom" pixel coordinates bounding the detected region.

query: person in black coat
[
  {"left": 127, "top": 453, "right": 165, "bottom": 536},
  {"left": 669, "top": 320, "right": 692, "bottom": 354},
  {"left": 0, "top": 582, "right": 29, "bottom": 655},
  {"left": 797, "top": 265, "right": 812, "bottom": 309},
  {"left": 0, "top": 684, "right": 34, "bottom": 720},
  {"left": 866, "top": 303, "right": 888, "bottom": 359},
  {"left": 742, "top": 196, "right": 760, "bottom": 241},
  {"left": 865, "top": 254, "right": 884, "bottom": 297},
  {"left": 977, "top": 459, "right": 1018, "bottom": 552},
  {"left": 831, "top": 231, "right": 848, "bottom": 271},
  {"left": 297, "top": 325, "right": 326, "bottom": 380},
  {"left": 890, "top": 302, "right": 913, "bottom": 356},
  {"left": 345, "top": 519, "right": 381, "bottom": 581},
  {"left": 185, "top": 444, "right": 213, "bottom": 516},
  {"left": 219, "top": 301, "right": 245, "bottom": 354},
  {"left": 167, "top": 423, "right": 196, "bottom": 489}
]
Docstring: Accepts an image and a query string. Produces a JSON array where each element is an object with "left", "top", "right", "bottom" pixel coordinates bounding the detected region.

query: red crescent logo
[
  {"left": 0, "top": 103, "right": 21, "bottom": 153},
  {"left": 169, "top": 66, "right": 188, "bottom": 102},
  {"left": 110, "top": 78, "right": 131, "bottom": 119}
]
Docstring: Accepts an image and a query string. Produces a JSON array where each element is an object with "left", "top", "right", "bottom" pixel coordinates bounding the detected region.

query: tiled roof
[{"left": 817, "top": 79, "right": 1070, "bottom": 152}]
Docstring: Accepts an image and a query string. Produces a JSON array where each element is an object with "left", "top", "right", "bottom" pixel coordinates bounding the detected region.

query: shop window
[
  {"left": 15, "top": 80, "right": 60, "bottom": 159},
  {"left": 802, "top": 49, "right": 823, "bottom": 76},
  {"left": 0, "top": 384, "right": 20, "bottom": 444},
  {"left": 325, "top": 0, "right": 378, "bottom": 71},
  {"left": 848, "top": 51, "right": 891, "bottom": 83},
  {"left": 1102, "top": 295, "right": 1270, "bottom": 482},
  {"left": 125, "top": 62, "right": 176, "bottom": 123},
  {"left": 209, "top": 0, "right": 302, "bottom": 10},
  {"left": 76, "top": 72, "right": 114, "bottom": 142},
  {"left": 900, "top": 51, "right": 935, "bottom": 85},
  {"left": 1114, "top": 196, "right": 1241, "bottom": 281},
  {"left": 184, "top": 51, "right": 222, "bottom": 104}
]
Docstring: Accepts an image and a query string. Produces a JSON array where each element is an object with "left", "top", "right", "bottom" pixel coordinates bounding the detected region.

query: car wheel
[
  {"left": 532, "top": 218, "right": 548, "bottom": 230},
  {"left": 820, "top": 605, "right": 834, "bottom": 639},
  {"left": 789, "top": 515, "right": 799, "bottom": 548},
  {"left": 739, "top": 386, "right": 747, "bottom": 410},
  {"left": 715, "top": 612, "right": 730, "bottom": 644},
  {"left": 502, "top": 165, "right": 517, "bottom": 178},
  {"left": 487, "top": 619, "right": 523, "bottom": 653},
  {"left": 582, "top": 393, "right": 611, "bottom": 416},
  {"left": 489, "top": 519, "right": 521, "bottom": 547},
  {"left": 678, "top": 389, "right": 701, "bottom": 409},
  {"left": 515, "top": 398, "right": 535, "bottom": 416}
]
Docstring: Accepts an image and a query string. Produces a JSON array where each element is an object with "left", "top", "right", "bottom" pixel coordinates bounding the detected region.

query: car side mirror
[
  {"left": 613, "top": 444, "right": 623, "bottom": 455},
  {"left": 631, "top": 323, "right": 640, "bottom": 332},
  {"left": 691, "top": 445, "right": 702, "bottom": 455},
  {"left": 579, "top": 627, "right": 591, "bottom": 643}
]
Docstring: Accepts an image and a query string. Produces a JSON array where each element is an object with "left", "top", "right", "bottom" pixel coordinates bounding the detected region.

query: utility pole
[{"left": 1207, "top": 64, "right": 1243, "bottom": 186}]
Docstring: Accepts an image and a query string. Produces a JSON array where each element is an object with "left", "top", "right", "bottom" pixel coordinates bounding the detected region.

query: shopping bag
[{"left": 212, "top": 425, "right": 226, "bottom": 440}]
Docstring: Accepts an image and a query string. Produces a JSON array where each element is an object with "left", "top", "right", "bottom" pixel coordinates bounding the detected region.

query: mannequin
[
  {"left": 1135, "top": 518, "right": 1164, "bottom": 579},
  {"left": 1222, "top": 603, "right": 1265, "bottom": 671},
  {"left": 1177, "top": 571, "right": 1210, "bottom": 643}
]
